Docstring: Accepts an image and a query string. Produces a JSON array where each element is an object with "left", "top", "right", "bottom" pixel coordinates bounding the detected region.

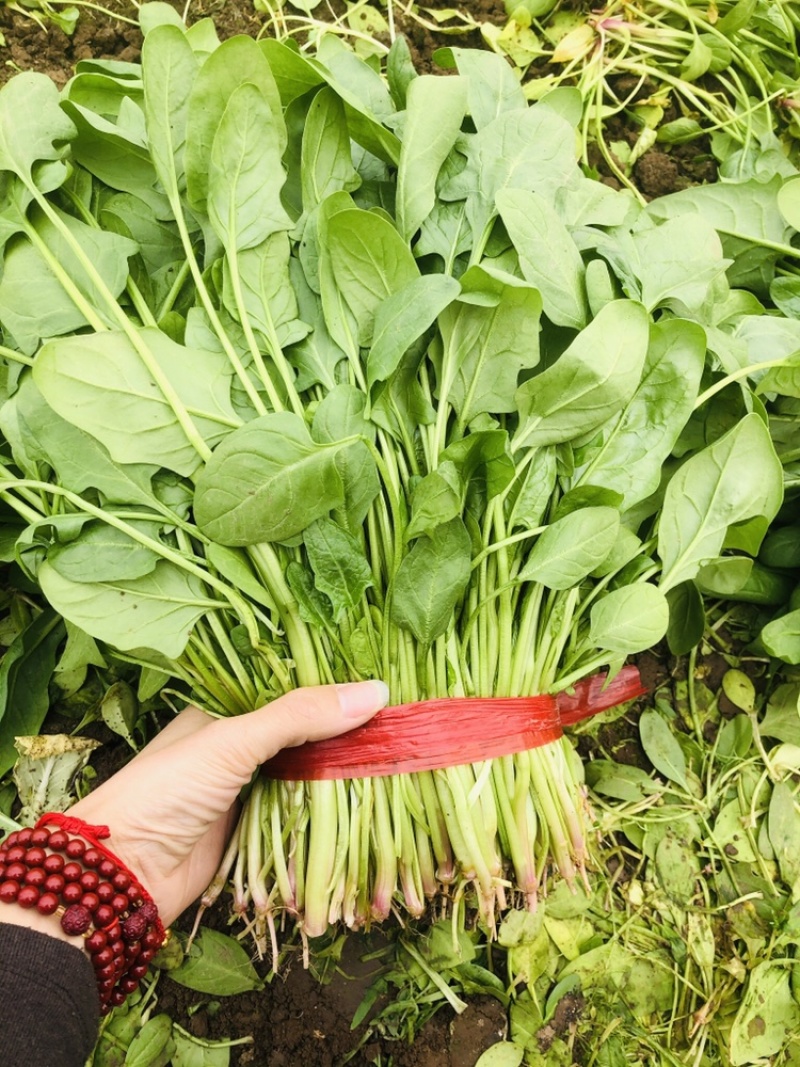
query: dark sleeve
[{"left": 0, "top": 921, "right": 100, "bottom": 1067}]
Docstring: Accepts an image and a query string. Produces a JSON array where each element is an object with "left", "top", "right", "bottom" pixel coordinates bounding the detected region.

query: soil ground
[{"left": 0, "top": 1, "right": 720, "bottom": 1062}]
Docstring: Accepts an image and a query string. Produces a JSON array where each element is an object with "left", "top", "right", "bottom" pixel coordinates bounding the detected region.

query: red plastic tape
[{"left": 262, "top": 665, "right": 646, "bottom": 782}]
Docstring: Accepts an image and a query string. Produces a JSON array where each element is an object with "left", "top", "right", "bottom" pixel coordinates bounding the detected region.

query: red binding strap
[{"left": 262, "top": 665, "right": 646, "bottom": 781}]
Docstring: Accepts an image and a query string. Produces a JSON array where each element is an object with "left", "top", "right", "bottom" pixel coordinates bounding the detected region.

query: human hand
[{"left": 66, "top": 681, "right": 389, "bottom": 926}]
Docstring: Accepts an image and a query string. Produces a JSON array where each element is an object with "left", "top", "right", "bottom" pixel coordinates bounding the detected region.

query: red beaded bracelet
[{"left": 0, "top": 813, "right": 166, "bottom": 1014}]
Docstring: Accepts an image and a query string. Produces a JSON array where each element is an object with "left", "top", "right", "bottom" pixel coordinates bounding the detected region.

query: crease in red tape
[{"left": 262, "top": 665, "right": 646, "bottom": 781}]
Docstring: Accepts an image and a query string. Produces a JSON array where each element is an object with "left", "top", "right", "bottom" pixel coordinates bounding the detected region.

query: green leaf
[
  {"left": 438, "top": 266, "right": 542, "bottom": 425},
  {"left": 446, "top": 47, "right": 526, "bottom": 130},
  {"left": 38, "top": 560, "right": 218, "bottom": 659},
  {"left": 391, "top": 518, "right": 471, "bottom": 644},
  {"left": 508, "top": 448, "right": 556, "bottom": 531},
  {"left": 0, "top": 206, "right": 137, "bottom": 355},
  {"left": 286, "top": 560, "right": 334, "bottom": 630},
  {"left": 762, "top": 609, "right": 800, "bottom": 664},
  {"left": 300, "top": 86, "right": 360, "bottom": 213},
  {"left": 142, "top": 24, "right": 198, "bottom": 201},
  {"left": 497, "top": 187, "right": 588, "bottom": 329},
  {"left": 647, "top": 176, "right": 792, "bottom": 251},
  {"left": 440, "top": 103, "right": 576, "bottom": 245},
  {"left": 396, "top": 74, "right": 467, "bottom": 242},
  {"left": 168, "top": 928, "right": 263, "bottom": 995},
  {"left": 100, "top": 681, "right": 139, "bottom": 750},
  {"left": 519, "top": 507, "right": 619, "bottom": 589},
  {"left": 666, "top": 580, "right": 705, "bottom": 656},
  {"left": 222, "top": 232, "right": 308, "bottom": 354},
  {"left": 573, "top": 319, "right": 706, "bottom": 509},
  {"left": 367, "top": 274, "right": 460, "bottom": 388},
  {"left": 655, "top": 832, "right": 699, "bottom": 904},
  {"left": 125, "top": 1014, "right": 175, "bottom": 1067},
  {"left": 48, "top": 521, "right": 159, "bottom": 583},
  {"left": 638, "top": 708, "right": 688, "bottom": 789},
  {"left": 310, "top": 384, "right": 380, "bottom": 532},
  {"left": 778, "top": 176, "right": 800, "bottom": 231},
  {"left": 730, "top": 963, "right": 800, "bottom": 1066},
  {"left": 590, "top": 584, "right": 669, "bottom": 653},
  {"left": 9, "top": 375, "right": 160, "bottom": 507},
  {"left": 0, "top": 72, "right": 75, "bottom": 189},
  {"left": 585, "top": 760, "right": 659, "bottom": 803},
  {"left": 194, "top": 412, "right": 346, "bottom": 545},
  {"left": 206, "top": 544, "right": 276, "bottom": 613},
  {"left": 769, "top": 782, "right": 800, "bottom": 895},
  {"left": 208, "top": 81, "right": 291, "bottom": 252},
  {"left": 171, "top": 1031, "right": 231, "bottom": 1067},
  {"left": 0, "top": 610, "right": 65, "bottom": 776},
  {"left": 304, "top": 519, "right": 373, "bottom": 621},
  {"left": 34, "top": 328, "right": 237, "bottom": 477},
  {"left": 515, "top": 301, "right": 649, "bottom": 447},
  {"left": 185, "top": 35, "right": 285, "bottom": 218},
  {"left": 474, "top": 1044, "right": 524, "bottom": 1067},
  {"left": 658, "top": 414, "right": 783, "bottom": 591},
  {"left": 323, "top": 206, "right": 419, "bottom": 347},
  {"left": 761, "top": 684, "right": 800, "bottom": 745}
]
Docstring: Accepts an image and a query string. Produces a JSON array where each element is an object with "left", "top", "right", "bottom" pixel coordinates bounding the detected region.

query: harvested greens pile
[{"left": 0, "top": 1, "right": 794, "bottom": 957}]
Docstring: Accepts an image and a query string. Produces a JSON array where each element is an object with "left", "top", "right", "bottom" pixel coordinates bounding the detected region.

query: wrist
[{"left": 0, "top": 905, "right": 89, "bottom": 954}]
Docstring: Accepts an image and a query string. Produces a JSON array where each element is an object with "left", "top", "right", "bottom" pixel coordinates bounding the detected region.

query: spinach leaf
[
  {"left": 659, "top": 414, "right": 783, "bottom": 591},
  {"left": 391, "top": 519, "right": 472, "bottom": 645},
  {"left": 194, "top": 412, "right": 347, "bottom": 545}
]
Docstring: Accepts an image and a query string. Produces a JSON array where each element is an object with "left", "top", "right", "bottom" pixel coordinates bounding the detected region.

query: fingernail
[{"left": 337, "top": 680, "right": 390, "bottom": 719}]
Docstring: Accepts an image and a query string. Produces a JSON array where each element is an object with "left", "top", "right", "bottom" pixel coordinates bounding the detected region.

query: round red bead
[
  {"left": 0, "top": 850, "right": 7, "bottom": 863},
  {"left": 86, "top": 930, "right": 107, "bottom": 953},
  {"left": 44, "top": 874, "right": 65, "bottom": 895},
  {"left": 143, "top": 929, "right": 162, "bottom": 949},
  {"left": 36, "top": 892, "right": 59, "bottom": 916},
  {"left": 62, "top": 862, "right": 83, "bottom": 882},
  {"left": 95, "top": 962, "right": 115, "bottom": 980},
  {"left": 0, "top": 866, "right": 5, "bottom": 880},
  {"left": 119, "top": 977, "right": 140, "bottom": 995},
  {"left": 0, "top": 880, "right": 19, "bottom": 902},
  {"left": 5, "top": 863, "right": 25, "bottom": 882},
  {"left": 24, "top": 848, "right": 46, "bottom": 867},
  {"left": 130, "top": 963, "right": 149, "bottom": 980},
  {"left": 92, "top": 947, "right": 114, "bottom": 969},
  {"left": 30, "top": 828, "right": 50, "bottom": 846},
  {"left": 24, "top": 868, "right": 46, "bottom": 888},
  {"left": 43, "top": 854, "right": 64, "bottom": 874},
  {"left": 138, "top": 948, "right": 156, "bottom": 963},
  {"left": 61, "top": 904, "right": 92, "bottom": 936},
  {"left": 110, "top": 990, "right": 126, "bottom": 1007},
  {"left": 81, "top": 892, "right": 100, "bottom": 912},
  {"left": 65, "top": 840, "right": 86, "bottom": 859},
  {"left": 124, "top": 941, "right": 141, "bottom": 960},
  {"left": 105, "top": 921, "right": 121, "bottom": 941},
  {"left": 95, "top": 904, "right": 116, "bottom": 927},
  {"left": 112, "top": 894, "right": 130, "bottom": 914},
  {"left": 17, "top": 886, "right": 40, "bottom": 909},
  {"left": 96, "top": 882, "right": 115, "bottom": 904},
  {"left": 111, "top": 871, "right": 131, "bottom": 892},
  {"left": 98, "top": 859, "right": 117, "bottom": 878},
  {"left": 4, "top": 832, "right": 19, "bottom": 848},
  {"left": 80, "top": 871, "right": 99, "bottom": 892},
  {"left": 100, "top": 1003, "right": 112, "bottom": 1017},
  {"left": 62, "top": 883, "right": 83, "bottom": 904},
  {"left": 48, "top": 831, "right": 68, "bottom": 851},
  {"left": 16, "top": 829, "right": 32, "bottom": 846},
  {"left": 6, "top": 847, "right": 25, "bottom": 864},
  {"left": 83, "top": 849, "right": 103, "bottom": 869}
]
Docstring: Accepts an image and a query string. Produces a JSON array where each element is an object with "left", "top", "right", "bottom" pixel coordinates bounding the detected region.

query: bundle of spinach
[{"left": 0, "top": 2, "right": 788, "bottom": 951}]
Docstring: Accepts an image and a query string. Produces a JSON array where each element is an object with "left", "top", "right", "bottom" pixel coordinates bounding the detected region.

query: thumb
[{"left": 204, "top": 680, "right": 390, "bottom": 777}]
